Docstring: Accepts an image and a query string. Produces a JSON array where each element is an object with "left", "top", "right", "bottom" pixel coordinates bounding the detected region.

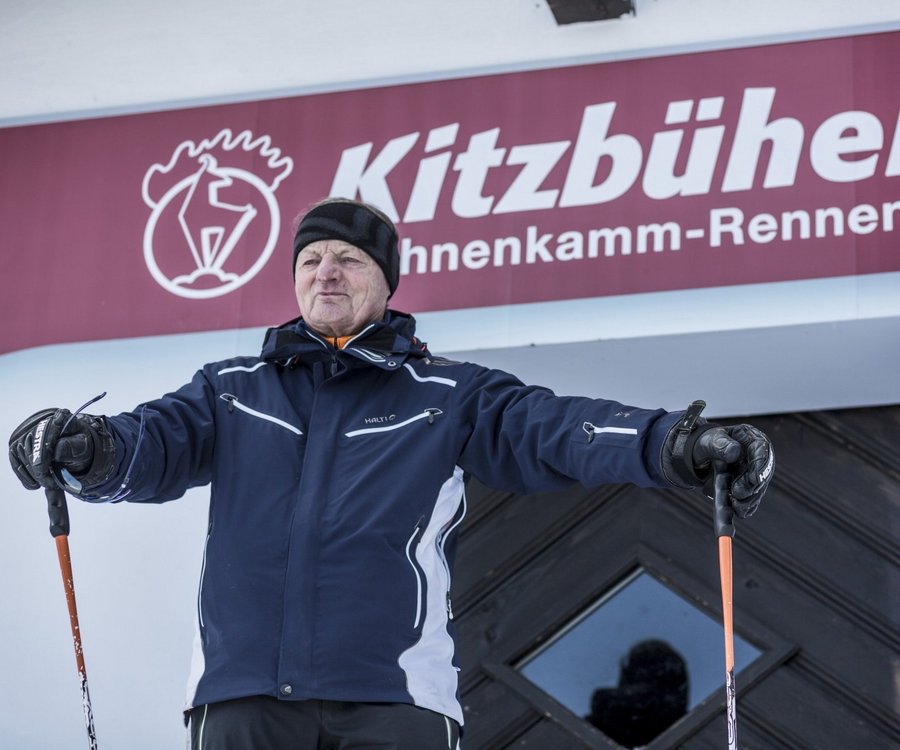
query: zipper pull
[
  {"left": 426, "top": 408, "right": 441, "bottom": 425},
  {"left": 583, "top": 421, "right": 595, "bottom": 443},
  {"left": 222, "top": 394, "right": 236, "bottom": 413}
]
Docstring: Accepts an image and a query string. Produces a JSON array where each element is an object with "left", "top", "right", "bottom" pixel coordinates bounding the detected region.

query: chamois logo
[{"left": 142, "top": 129, "right": 293, "bottom": 299}]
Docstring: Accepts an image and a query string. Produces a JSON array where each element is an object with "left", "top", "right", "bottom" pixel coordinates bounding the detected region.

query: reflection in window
[
  {"left": 586, "top": 638, "right": 687, "bottom": 747},
  {"left": 517, "top": 569, "right": 761, "bottom": 747}
]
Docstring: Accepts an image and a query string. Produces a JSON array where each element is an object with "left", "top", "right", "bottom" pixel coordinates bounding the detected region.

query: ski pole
[
  {"left": 712, "top": 462, "right": 738, "bottom": 750},
  {"left": 46, "top": 487, "right": 99, "bottom": 750}
]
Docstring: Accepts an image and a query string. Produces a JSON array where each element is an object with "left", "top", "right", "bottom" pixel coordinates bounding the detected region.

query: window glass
[{"left": 517, "top": 569, "right": 761, "bottom": 747}]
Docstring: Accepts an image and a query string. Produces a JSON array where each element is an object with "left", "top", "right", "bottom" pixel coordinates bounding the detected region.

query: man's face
[{"left": 294, "top": 239, "right": 390, "bottom": 337}]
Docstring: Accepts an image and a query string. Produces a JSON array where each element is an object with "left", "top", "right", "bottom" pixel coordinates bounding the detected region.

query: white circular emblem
[{"left": 142, "top": 129, "right": 293, "bottom": 299}]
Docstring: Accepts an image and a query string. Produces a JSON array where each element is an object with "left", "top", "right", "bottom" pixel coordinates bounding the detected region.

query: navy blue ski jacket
[{"left": 82, "top": 311, "right": 682, "bottom": 725}]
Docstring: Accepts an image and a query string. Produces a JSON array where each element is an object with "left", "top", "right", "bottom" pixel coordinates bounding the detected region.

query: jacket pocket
[
  {"left": 436, "top": 529, "right": 455, "bottom": 621},
  {"left": 220, "top": 394, "right": 303, "bottom": 435},
  {"left": 345, "top": 408, "right": 442, "bottom": 438},
  {"left": 582, "top": 421, "right": 638, "bottom": 444},
  {"left": 197, "top": 524, "right": 211, "bottom": 631},
  {"left": 405, "top": 517, "right": 427, "bottom": 629},
  {"left": 435, "top": 494, "right": 466, "bottom": 622}
]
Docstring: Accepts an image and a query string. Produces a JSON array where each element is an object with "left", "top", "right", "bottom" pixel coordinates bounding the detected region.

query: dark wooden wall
[{"left": 454, "top": 405, "right": 900, "bottom": 749}]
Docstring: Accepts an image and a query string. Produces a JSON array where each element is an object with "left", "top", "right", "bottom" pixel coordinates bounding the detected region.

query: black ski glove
[
  {"left": 8, "top": 408, "right": 116, "bottom": 492},
  {"left": 662, "top": 401, "right": 774, "bottom": 518}
]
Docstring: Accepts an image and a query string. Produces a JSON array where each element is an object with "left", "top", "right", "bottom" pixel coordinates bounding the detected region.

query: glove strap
[{"left": 669, "top": 400, "right": 708, "bottom": 487}]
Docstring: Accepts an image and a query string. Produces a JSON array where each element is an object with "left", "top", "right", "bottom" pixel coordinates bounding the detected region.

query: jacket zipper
[
  {"left": 436, "top": 531, "right": 454, "bottom": 621},
  {"left": 405, "top": 517, "right": 426, "bottom": 629},
  {"left": 307, "top": 325, "right": 380, "bottom": 375},
  {"left": 197, "top": 524, "right": 212, "bottom": 630},
  {"left": 436, "top": 492, "right": 467, "bottom": 621},
  {"left": 220, "top": 394, "right": 303, "bottom": 435},
  {"left": 582, "top": 421, "right": 638, "bottom": 444},
  {"left": 345, "top": 408, "right": 442, "bottom": 438}
]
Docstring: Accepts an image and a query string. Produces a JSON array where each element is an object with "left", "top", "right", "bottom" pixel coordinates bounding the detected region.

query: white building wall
[{"left": 4, "top": 0, "right": 899, "bottom": 125}]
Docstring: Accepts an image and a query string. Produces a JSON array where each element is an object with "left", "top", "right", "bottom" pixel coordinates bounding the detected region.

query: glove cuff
[{"left": 67, "top": 415, "right": 117, "bottom": 490}]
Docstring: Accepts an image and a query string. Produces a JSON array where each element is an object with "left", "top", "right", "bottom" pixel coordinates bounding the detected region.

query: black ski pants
[{"left": 189, "top": 695, "right": 462, "bottom": 750}]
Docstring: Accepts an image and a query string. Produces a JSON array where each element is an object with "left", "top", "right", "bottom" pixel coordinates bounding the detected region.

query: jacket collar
[{"left": 260, "top": 309, "right": 429, "bottom": 370}]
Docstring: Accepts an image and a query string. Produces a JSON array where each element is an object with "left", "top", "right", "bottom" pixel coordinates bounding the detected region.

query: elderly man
[{"left": 9, "top": 198, "right": 773, "bottom": 750}]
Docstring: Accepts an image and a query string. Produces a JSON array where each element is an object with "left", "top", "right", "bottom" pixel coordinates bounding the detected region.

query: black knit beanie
[{"left": 292, "top": 199, "right": 400, "bottom": 294}]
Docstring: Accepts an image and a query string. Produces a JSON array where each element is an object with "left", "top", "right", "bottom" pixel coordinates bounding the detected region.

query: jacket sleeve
[
  {"left": 78, "top": 368, "right": 217, "bottom": 503},
  {"left": 455, "top": 363, "right": 682, "bottom": 496}
]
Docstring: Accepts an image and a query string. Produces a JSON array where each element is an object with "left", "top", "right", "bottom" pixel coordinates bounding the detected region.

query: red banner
[{"left": 2, "top": 31, "right": 898, "bottom": 354}]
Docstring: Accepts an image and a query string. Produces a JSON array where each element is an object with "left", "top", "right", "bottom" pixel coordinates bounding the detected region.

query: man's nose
[{"left": 316, "top": 254, "right": 340, "bottom": 280}]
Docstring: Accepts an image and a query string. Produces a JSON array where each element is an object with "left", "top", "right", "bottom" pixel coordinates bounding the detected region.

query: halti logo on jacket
[
  {"left": 142, "top": 129, "right": 293, "bottom": 299},
  {"left": 365, "top": 415, "right": 396, "bottom": 424}
]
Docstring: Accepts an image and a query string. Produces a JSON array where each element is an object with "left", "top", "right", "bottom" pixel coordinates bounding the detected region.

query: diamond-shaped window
[{"left": 517, "top": 569, "right": 761, "bottom": 747}]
